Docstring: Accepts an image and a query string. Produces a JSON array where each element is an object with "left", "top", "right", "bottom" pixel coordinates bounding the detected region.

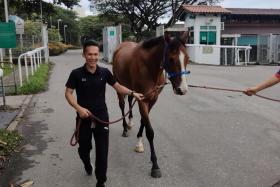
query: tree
[
  {"left": 79, "top": 15, "right": 134, "bottom": 42},
  {"left": 92, "top": 0, "right": 221, "bottom": 40},
  {"left": 50, "top": 6, "right": 81, "bottom": 45},
  {"left": 0, "top": 0, "right": 80, "bottom": 21},
  {"left": 48, "top": 28, "right": 61, "bottom": 42}
]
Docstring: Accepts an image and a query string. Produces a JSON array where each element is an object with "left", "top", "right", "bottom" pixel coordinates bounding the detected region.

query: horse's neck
[{"left": 144, "top": 42, "right": 165, "bottom": 80}]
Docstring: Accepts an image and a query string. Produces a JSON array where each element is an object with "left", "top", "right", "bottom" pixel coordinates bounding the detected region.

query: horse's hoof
[
  {"left": 122, "top": 131, "right": 129, "bottom": 137},
  {"left": 127, "top": 121, "right": 133, "bottom": 130},
  {"left": 151, "top": 168, "right": 162, "bottom": 178},
  {"left": 134, "top": 145, "right": 144, "bottom": 153},
  {"left": 127, "top": 123, "right": 132, "bottom": 130}
]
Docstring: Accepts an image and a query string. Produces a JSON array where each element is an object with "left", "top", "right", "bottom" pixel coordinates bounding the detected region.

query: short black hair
[{"left": 83, "top": 40, "right": 99, "bottom": 53}]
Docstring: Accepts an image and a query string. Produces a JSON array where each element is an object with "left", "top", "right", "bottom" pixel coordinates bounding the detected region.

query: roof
[
  {"left": 227, "top": 8, "right": 280, "bottom": 15},
  {"left": 181, "top": 5, "right": 231, "bottom": 14}
]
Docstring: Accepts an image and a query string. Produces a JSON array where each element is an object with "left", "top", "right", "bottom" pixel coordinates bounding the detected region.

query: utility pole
[
  {"left": 64, "top": 25, "right": 67, "bottom": 44},
  {"left": 4, "top": 0, "right": 8, "bottom": 22},
  {"left": 4, "top": 0, "right": 12, "bottom": 63},
  {"left": 57, "top": 19, "right": 62, "bottom": 41},
  {"left": 40, "top": 0, "right": 43, "bottom": 26}
]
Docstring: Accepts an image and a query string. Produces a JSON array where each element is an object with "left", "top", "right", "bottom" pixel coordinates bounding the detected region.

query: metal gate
[
  {"left": 257, "top": 34, "right": 280, "bottom": 64},
  {"left": 257, "top": 34, "right": 270, "bottom": 64},
  {"left": 272, "top": 35, "right": 280, "bottom": 63}
]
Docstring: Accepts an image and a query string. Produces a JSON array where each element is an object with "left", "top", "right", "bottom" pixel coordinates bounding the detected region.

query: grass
[
  {"left": 18, "top": 63, "right": 50, "bottom": 94},
  {"left": 0, "top": 129, "right": 22, "bottom": 157},
  {"left": 1, "top": 63, "right": 15, "bottom": 77}
]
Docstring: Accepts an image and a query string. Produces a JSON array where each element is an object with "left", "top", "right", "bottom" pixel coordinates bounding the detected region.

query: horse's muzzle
[{"left": 174, "top": 87, "right": 187, "bottom": 95}]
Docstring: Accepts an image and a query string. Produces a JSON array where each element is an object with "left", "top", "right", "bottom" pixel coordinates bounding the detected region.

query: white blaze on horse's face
[{"left": 178, "top": 51, "right": 188, "bottom": 94}]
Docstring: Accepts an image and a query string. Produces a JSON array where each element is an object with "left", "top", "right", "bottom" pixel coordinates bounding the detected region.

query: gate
[
  {"left": 272, "top": 35, "right": 280, "bottom": 63},
  {"left": 257, "top": 34, "right": 280, "bottom": 64},
  {"left": 257, "top": 34, "right": 270, "bottom": 64}
]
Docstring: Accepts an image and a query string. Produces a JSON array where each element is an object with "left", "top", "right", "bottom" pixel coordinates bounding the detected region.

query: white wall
[{"left": 185, "top": 14, "right": 221, "bottom": 65}]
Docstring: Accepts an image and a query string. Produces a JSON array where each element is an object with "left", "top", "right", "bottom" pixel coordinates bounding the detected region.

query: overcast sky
[
  {"left": 78, "top": 0, "right": 280, "bottom": 16},
  {"left": 218, "top": 0, "right": 280, "bottom": 8}
]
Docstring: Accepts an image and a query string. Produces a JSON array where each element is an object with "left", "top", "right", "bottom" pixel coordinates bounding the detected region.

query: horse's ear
[
  {"left": 180, "top": 31, "right": 189, "bottom": 44},
  {"left": 164, "top": 31, "right": 171, "bottom": 43}
]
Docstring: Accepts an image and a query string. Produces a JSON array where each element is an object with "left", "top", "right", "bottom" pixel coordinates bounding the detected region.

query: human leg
[
  {"left": 93, "top": 112, "right": 109, "bottom": 185},
  {"left": 77, "top": 117, "right": 93, "bottom": 175}
]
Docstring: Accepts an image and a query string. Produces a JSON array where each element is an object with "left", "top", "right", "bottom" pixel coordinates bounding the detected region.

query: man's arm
[
  {"left": 244, "top": 75, "right": 280, "bottom": 96},
  {"left": 112, "top": 82, "right": 144, "bottom": 101},
  {"left": 65, "top": 87, "right": 92, "bottom": 118}
]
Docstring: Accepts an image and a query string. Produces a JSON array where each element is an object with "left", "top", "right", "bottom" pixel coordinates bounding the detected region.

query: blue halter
[
  {"left": 167, "top": 70, "right": 191, "bottom": 78},
  {"left": 162, "top": 41, "right": 190, "bottom": 78}
]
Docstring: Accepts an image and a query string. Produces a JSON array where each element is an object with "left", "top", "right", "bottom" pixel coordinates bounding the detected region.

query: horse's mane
[{"left": 141, "top": 36, "right": 164, "bottom": 49}]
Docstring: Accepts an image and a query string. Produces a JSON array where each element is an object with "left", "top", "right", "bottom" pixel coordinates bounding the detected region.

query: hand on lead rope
[
  {"left": 77, "top": 107, "right": 92, "bottom": 119},
  {"left": 131, "top": 91, "right": 145, "bottom": 101}
]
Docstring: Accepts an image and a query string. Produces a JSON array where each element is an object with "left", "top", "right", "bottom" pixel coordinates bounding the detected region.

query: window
[
  {"left": 199, "top": 25, "right": 217, "bottom": 45},
  {"left": 189, "top": 27, "right": 194, "bottom": 44}
]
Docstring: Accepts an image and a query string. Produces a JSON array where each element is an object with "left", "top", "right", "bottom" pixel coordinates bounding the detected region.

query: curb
[{"left": 6, "top": 95, "right": 33, "bottom": 131}]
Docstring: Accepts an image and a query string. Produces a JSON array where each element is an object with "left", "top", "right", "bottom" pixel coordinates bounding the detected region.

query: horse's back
[
  {"left": 113, "top": 41, "right": 137, "bottom": 65},
  {"left": 113, "top": 41, "right": 138, "bottom": 86}
]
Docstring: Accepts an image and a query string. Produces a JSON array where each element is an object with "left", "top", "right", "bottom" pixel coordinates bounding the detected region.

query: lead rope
[
  {"left": 70, "top": 83, "right": 169, "bottom": 146},
  {"left": 189, "top": 84, "right": 280, "bottom": 102}
]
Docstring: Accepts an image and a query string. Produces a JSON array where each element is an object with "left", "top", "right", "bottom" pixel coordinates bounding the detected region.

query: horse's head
[{"left": 163, "top": 31, "right": 190, "bottom": 95}]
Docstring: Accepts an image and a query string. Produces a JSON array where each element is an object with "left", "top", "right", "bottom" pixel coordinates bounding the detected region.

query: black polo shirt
[{"left": 66, "top": 64, "right": 117, "bottom": 112}]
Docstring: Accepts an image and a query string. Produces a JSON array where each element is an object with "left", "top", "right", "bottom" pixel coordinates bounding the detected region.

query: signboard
[
  {"left": 110, "top": 31, "right": 115, "bottom": 36},
  {"left": 0, "top": 22, "right": 16, "bottom": 48},
  {"left": 9, "top": 15, "right": 24, "bottom": 34}
]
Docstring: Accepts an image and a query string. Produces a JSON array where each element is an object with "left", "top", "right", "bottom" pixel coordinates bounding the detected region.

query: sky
[
  {"left": 78, "top": 0, "right": 280, "bottom": 16},
  {"left": 218, "top": 0, "right": 280, "bottom": 9}
]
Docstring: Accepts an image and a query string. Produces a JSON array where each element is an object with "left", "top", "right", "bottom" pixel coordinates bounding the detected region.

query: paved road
[{"left": 1, "top": 50, "right": 280, "bottom": 187}]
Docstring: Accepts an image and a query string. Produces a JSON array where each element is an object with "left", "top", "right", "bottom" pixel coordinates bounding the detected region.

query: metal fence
[
  {"left": 257, "top": 34, "right": 280, "bottom": 64},
  {"left": 0, "top": 28, "right": 42, "bottom": 63},
  {"left": 0, "top": 25, "right": 48, "bottom": 95}
]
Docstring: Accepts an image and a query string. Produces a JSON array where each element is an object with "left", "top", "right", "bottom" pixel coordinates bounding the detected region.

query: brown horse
[{"left": 112, "top": 32, "right": 190, "bottom": 178}]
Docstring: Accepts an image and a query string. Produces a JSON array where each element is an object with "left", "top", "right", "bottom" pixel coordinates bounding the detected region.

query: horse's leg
[
  {"left": 135, "top": 98, "right": 157, "bottom": 153},
  {"left": 127, "top": 95, "right": 133, "bottom": 130},
  {"left": 117, "top": 93, "right": 129, "bottom": 137},
  {"left": 135, "top": 119, "right": 145, "bottom": 153},
  {"left": 138, "top": 101, "right": 162, "bottom": 178}
]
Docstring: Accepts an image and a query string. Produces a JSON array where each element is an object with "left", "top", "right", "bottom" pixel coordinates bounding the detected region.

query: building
[
  {"left": 222, "top": 8, "right": 280, "bottom": 64},
  {"left": 167, "top": 5, "right": 280, "bottom": 65}
]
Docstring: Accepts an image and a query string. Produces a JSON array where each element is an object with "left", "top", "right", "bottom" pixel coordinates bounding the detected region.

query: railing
[
  {"left": 17, "top": 47, "right": 47, "bottom": 87},
  {"left": 186, "top": 44, "right": 252, "bottom": 66}
]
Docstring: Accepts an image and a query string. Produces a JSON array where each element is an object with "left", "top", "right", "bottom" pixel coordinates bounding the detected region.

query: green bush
[{"left": 48, "top": 42, "right": 68, "bottom": 56}]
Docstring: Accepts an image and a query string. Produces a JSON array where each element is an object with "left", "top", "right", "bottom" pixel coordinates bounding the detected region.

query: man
[
  {"left": 65, "top": 40, "right": 144, "bottom": 187},
  {"left": 244, "top": 69, "right": 280, "bottom": 96}
]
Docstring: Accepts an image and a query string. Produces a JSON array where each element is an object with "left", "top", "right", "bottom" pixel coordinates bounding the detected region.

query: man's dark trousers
[{"left": 77, "top": 111, "right": 109, "bottom": 184}]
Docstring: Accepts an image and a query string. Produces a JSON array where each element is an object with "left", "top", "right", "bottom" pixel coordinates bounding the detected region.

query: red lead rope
[
  {"left": 189, "top": 84, "right": 280, "bottom": 102},
  {"left": 70, "top": 83, "right": 279, "bottom": 146},
  {"left": 70, "top": 83, "right": 167, "bottom": 146}
]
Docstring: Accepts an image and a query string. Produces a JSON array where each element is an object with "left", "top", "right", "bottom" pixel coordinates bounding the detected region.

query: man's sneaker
[{"left": 84, "top": 162, "right": 93, "bottom": 176}]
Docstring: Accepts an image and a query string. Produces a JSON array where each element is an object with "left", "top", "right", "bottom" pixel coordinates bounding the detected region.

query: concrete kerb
[{"left": 6, "top": 95, "right": 33, "bottom": 131}]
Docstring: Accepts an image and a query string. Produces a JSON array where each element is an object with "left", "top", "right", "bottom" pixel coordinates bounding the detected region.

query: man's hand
[
  {"left": 77, "top": 107, "right": 92, "bottom": 119},
  {"left": 243, "top": 87, "right": 258, "bottom": 96},
  {"left": 132, "top": 92, "right": 145, "bottom": 101}
]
